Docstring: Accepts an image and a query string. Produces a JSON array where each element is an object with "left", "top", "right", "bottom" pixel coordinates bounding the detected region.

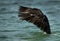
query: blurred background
[{"left": 0, "top": 0, "right": 60, "bottom": 41}]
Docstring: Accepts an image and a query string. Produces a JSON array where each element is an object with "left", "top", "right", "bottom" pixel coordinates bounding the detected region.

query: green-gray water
[{"left": 0, "top": 0, "right": 60, "bottom": 41}]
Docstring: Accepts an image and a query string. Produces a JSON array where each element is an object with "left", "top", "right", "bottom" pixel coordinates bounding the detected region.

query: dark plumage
[{"left": 18, "top": 6, "right": 51, "bottom": 34}]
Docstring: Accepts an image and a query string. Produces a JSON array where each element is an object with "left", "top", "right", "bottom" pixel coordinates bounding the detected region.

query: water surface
[{"left": 0, "top": 0, "right": 60, "bottom": 41}]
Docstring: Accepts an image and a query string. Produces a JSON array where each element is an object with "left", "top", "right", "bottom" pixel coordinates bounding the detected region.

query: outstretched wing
[{"left": 18, "top": 6, "right": 51, "bottom": 34}]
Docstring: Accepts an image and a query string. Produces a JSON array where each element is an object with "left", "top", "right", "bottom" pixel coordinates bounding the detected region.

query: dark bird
[{"left": 18, "top": 6, "right": 51, "bottom": 34}]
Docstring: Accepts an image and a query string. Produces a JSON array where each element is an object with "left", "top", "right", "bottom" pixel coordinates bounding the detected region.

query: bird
[{"left": 18, "top": 6, "right": 51, "bottom": 34}]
